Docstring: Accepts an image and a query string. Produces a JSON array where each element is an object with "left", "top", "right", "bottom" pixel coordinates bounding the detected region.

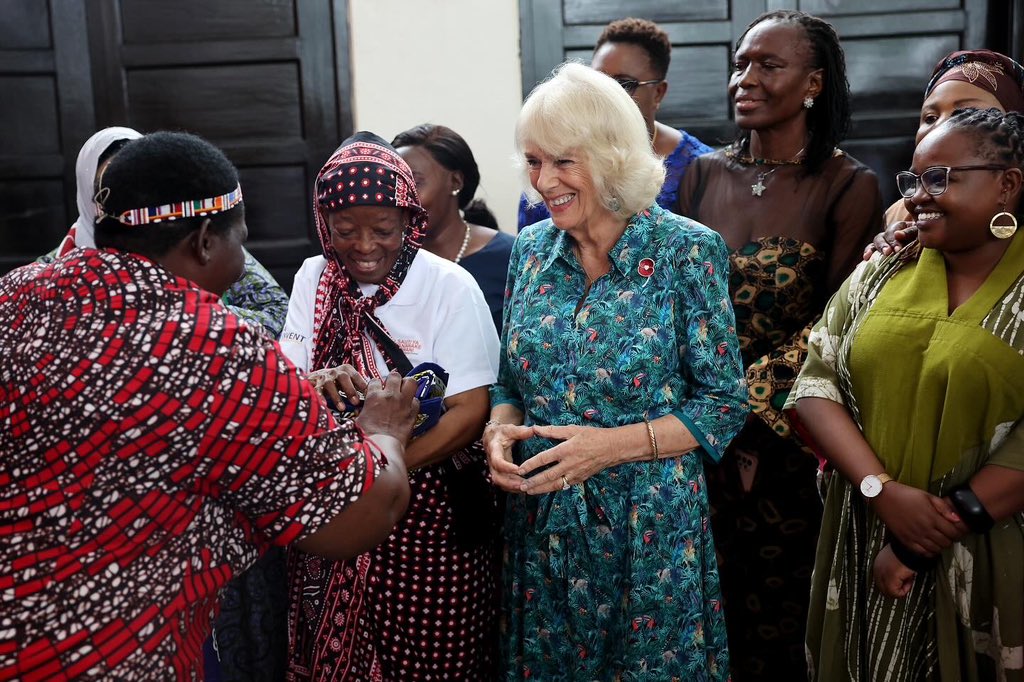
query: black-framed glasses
[
  {"left": 613, "top": 76, "right": 663, "bottom": 95},
  {"left": 895, "top": 164, "right": 1008, "bottom": 198}
]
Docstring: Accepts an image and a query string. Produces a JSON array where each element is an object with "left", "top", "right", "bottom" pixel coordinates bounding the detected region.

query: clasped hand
[
  {"left": 872, "top": 482, "right": 964, "bottom": 556},
  {"left": 307, "top": 366, "right": 419, "bottom": 445},
  {"left": 484, "top": 423, "right": 615, "bottom": 495}
]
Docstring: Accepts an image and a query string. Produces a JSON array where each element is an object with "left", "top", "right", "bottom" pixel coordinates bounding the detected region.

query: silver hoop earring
[
  {"left": 990, "top": 211, "right": 1018, "bottom": 239},
  {"left": 803, "top": 96, "right": 815, "bottom": 109}
]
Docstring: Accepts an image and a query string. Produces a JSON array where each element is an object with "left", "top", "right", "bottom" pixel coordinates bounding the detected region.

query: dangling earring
[
  {"left": 607, "top": 196, "right": 622, "bottom": 212},
  {"left": 803, "top": 96, "right": 815, "bottom": 109},
  {"left": 990, "top": 209, "right": 1018, "bottom": 239}
]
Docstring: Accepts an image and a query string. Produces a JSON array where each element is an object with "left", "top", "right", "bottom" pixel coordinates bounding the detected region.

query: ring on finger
[{"left": 561, "top": 475, "right": 571, "bottom": 491}]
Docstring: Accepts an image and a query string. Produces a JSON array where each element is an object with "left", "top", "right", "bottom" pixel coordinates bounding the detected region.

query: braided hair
[
  {"left": 945, "top": 107, "right": 1024, "bottom": 214},
  {"left": 734, "top": 10, "right": 851, "bottom": 175}
]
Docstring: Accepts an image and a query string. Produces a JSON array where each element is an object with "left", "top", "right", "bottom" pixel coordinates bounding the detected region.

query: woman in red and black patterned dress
[
  {"left": 0, "top": 131, "right": 416, "bottom": 680},
  {"left": 280, "top": 132, "right": 502, "bottom": 681}
]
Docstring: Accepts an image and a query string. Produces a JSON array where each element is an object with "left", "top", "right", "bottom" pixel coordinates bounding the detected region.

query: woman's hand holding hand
[
  {"left": 307, "top": 364, "right": 369, "bottom": 408},
  {"left": 872, "top": 482, "right": 964, "bottom": 555},
  {"left": 354, "top": 371, "right": 419, "bottom": 446},
  {"left": 517, "top": 424, "right": 615, "bottom": 495},
  {"left": 484, "top": 421, "right": 534, "bottom": 493},
  {"left": 872, "top": 544, "right": 916, "bottom": 599},
  {"left": 862, "top": 221, "right": 918, "bottom": 260}
]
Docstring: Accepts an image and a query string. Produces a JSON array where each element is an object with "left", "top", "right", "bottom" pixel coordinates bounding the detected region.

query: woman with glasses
[
  {"left": 673, "top": 11, "right": 882, "bottom": 680},
  {"left": 787, "top": 107, "right": 1024, "bottom": 680},
  {"left": 865, "top": 49, "right": 1024, "bottom": 259},
  {"left": 516, "top": 17, "right": 711, "bottom": 230}
]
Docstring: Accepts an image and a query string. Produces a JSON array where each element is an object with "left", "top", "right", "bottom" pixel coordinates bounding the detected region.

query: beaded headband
[{"left": 97, "top": 184, "right": 243, "bottom": 226}]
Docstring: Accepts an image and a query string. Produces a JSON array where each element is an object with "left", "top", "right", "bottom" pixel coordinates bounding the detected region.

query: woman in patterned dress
[
  {"left": 787, "top": 107, "right": 1024, "bottom": 680},
  {"left": 280, "top": 131, "right": 501, "bottom": 680},
  {"left": 673, "top": 11, "right": 882, "bottom": 679},
  {"left": 1, "top": 131, "right": 417, "bottom": 680},
  {"left": 486, "top": 62, "right": 748, "bottom": 681},
  {"left": 517, "top": 17, "right": 711, "bottom": 231}
]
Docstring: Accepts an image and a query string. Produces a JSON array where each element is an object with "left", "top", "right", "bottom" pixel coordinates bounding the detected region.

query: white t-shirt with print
[{"left": 279, "top": 249, "right": 499, "bottom": 397}]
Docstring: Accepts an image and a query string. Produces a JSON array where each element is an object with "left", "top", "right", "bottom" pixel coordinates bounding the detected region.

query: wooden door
[
  {"left": 0, "top": 0, "right": 97, "bottom": 275},
  {"left": 0, "top": 0, "right": 354, "bottom": 288},
  {"left": 85, "top": 0, "right": 352, "bottom": 289},
  {"left": 520, "top": 0, "right": 1008, "bottom": 207}
]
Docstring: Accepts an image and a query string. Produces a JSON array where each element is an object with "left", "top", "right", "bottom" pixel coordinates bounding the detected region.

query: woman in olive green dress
[{"left": 788, "top": 108, "right": 1024, "bottom": 680}]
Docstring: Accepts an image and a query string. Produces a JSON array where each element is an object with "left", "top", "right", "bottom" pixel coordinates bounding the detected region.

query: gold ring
[{"left": 561, "top": 475, "right": 571, "bottom": 490}]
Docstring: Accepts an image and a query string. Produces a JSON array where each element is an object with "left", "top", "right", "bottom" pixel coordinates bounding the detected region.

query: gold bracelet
[{"left": 644, "top": 417, "right": 659, "bottom": 461}]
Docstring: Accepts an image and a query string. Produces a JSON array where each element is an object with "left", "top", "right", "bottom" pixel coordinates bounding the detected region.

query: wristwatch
[{"left": 859, "top": 472, "right": 894, "bottom": 498}]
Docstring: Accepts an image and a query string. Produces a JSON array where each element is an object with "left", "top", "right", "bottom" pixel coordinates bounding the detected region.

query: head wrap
[
  {"left": 310, "top": 131, "right": 429, "bottom": 378},
  {"left": 58, "top": 126, "right": 142, "bottom": 256},
  {"left": 924, "top": 49, "right": 1024, "bottom": 113}
]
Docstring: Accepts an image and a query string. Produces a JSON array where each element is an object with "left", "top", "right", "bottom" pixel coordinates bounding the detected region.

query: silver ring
[{"left": 561, "top": 475, "right": 571, "bottom": 490}]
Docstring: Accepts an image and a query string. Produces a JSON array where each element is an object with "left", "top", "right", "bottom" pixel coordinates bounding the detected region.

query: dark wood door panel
[
  {"left": 125, "top": 63, "right": 305, "bottom": 141},
  {"left": 119, "top": 0, "right": 298, "bottom": 43},
  {"left": 564, "top": 0, "right": 728, "bottom": 25}
]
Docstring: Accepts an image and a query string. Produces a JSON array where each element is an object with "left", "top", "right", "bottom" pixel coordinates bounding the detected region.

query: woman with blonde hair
[{"left": 487, "top": 62, "right": 747, "bottom": 680}]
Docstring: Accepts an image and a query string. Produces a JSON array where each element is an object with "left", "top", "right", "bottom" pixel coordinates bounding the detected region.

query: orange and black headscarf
[{"left": 310, "top": 131, "right": 429, "bottom": 377}]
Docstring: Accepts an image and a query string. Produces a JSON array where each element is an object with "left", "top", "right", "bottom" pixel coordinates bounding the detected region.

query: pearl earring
[{"left": 451, "top": 189, "right": 460, "bottom": 196}]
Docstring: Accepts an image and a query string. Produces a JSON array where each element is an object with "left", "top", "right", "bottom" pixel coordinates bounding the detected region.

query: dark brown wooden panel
[
  {"left": 120, "top": 0, "right": 296, "bottom": 44},
  {"left": 0, "top": 0, "right": 51, "bottom": 49},
  {"left": 237, "top": 165, "right": 311, "bottom": 244},
  {"left": 0, "top": 76, "right": 60, "bottom": 155},
  {"left": 0, "top": 179, "right": 68, "bottom": 268},
  {"left": 800, "top": 0, "right": 960, "bottom": 15},
  {"left": 564, "top": 0, "right": 727, "bottom": 25},
  {"left": 125, "top": 63, "right": 303, "bottom": 141},
  {"left": 844, "top": 35, "right": 961, "bottom": 113},
  {"left": 567, "top": 44, "right": 731, "bottom": 120}
]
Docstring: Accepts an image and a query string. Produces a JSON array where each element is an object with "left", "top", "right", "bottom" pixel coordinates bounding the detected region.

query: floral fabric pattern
[{"left": 492, "top": 204, "right": 747, "bottom": 680}]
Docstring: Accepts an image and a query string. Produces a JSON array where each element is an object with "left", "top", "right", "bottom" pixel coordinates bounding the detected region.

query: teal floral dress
[{"left": 492, "top": 205, "right": 748, "bottom": 681}]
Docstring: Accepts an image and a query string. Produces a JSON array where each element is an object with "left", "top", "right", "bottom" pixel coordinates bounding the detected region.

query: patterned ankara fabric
[
  {"left": 0, "top": 249, "right": 384, "bottom": 681},
  {"left": 676, "top": 149, "right": 883, "bottom": 681},
  {"left": 285, "top": 134, "right": 501, "bottom": 681},
  {"left": 219, "top": 248, "right": 289, "bottom": 338},
  {"left": 787, "top": 235, "right": 1024, "bottom": 681},
  {"left": 516, "top": 129, "right": 711, "bottom": 230},
  {"left": 311, "top": 131, "right": 428, "bottom": 379},
  {"left": 491, "top": 205, "right": 748, "bottom": 680}
]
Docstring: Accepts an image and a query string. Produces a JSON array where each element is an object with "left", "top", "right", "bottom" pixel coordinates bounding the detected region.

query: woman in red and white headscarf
[{"left": 280, "top": 131, "right": 501, "bottom": 681}]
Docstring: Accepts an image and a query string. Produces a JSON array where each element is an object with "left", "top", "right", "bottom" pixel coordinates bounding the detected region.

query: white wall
[{"left": 348, "top": 0, "right": 524, "bottom": 232}]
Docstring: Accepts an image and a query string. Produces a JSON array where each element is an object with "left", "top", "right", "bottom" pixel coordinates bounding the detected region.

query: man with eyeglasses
[{"left": 516, "top": 18, "right": 712, "bottom": 230}]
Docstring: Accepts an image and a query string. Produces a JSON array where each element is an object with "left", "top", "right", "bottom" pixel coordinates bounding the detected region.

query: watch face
[{"left": 860, "top": 475, "right": 882, "bottom": 498}]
